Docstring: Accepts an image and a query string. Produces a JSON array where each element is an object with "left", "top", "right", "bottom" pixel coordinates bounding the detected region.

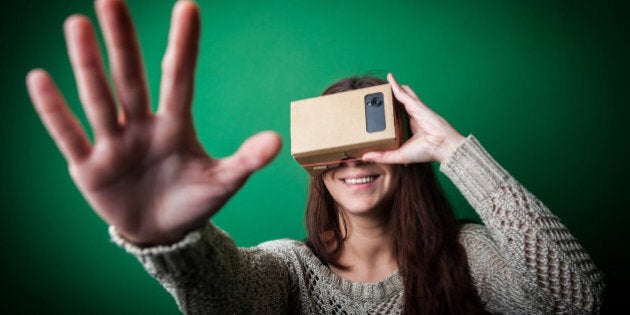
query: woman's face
[{"left": 323, "top": 161, "right": 400, "bottom": 217}]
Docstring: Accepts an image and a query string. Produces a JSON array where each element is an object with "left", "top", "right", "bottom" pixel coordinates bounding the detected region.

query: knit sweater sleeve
[
  {"left": 440, "top": 135, "right": 604, "bottom": 314},
  {"left": 109, "top": 223, "right": 293, "bottom": 314}
]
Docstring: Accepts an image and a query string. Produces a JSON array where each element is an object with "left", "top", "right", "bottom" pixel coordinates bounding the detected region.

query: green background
[{"left": 1, "top": 0, "right": 627, "bottom": 313}]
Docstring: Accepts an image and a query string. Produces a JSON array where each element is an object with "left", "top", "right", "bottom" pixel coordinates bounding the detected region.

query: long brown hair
[{"left": 305, "top": 76, "right": 486, "bottom": 314}]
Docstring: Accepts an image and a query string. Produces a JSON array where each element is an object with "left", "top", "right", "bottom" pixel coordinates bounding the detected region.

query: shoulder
[
  {"left": 255, "top": 239, "right": 309, "bottom": 257},
  {"left": 458, "top": 223, "right": 520, "bottom": 301},
  {"left": 241, "top": 239, "right": 319, "bottom": 268},
  {"left": 457, "top": 223, "right": 506, "bottom": 269},
  {"left": 458, "top": 222, "right": 491, "bottom": 245},
  {"left": 242, "top": 239, "right": 328, "bottom": 292}
]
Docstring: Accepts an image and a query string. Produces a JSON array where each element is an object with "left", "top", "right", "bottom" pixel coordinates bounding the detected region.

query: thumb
[{"left": 220, "top": 131, "right": 282, "bottom": 183}]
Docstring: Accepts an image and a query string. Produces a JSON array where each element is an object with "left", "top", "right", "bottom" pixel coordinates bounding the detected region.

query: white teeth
[{"left": 344, "top": 176, "right": 375, "bottom": 184}]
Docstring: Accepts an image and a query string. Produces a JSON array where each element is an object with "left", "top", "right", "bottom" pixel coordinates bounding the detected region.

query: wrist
[{"left": 436, "top": 133, "right": 465, "bottom": 163}]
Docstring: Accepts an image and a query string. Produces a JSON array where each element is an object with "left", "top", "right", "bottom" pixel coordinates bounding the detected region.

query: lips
[{"left": 330, "top": 164, "right": 382, "bottom": 187}]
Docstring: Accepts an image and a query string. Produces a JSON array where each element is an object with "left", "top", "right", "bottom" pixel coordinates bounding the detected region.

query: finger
[
  {"left": 217, "top": 131, "right": 282, "bottom": 186},
  {"left": 401, "top": 85, "right": 420, "bottom": 101},
  {"left": 27, "top": 69, "right": 91, "bottom": 163},
  {"left": 96, "top": 0, "right": 150, "bottom": 121},
  {"left": 387, "top": 73, "right": 405, "bottom": 94},
  {"left": 362, "top": 149, "right": 408, "bottom": 165},
  {"left": 157, "top": 0, "right": 200, "bottom": 118},
  {"left": 388, "top": 73, "right": 432, "bottom": 116},
  {"left": 65, "top": 15, "right": 120, "bottom": 138},
  {"left": 387, "top": 73, "right": 418, "bottom": 106}
]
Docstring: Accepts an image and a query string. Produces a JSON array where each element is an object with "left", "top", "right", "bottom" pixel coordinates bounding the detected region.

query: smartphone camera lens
[{"left": 367, "top": 96, "right": 383, "bottom": 107}]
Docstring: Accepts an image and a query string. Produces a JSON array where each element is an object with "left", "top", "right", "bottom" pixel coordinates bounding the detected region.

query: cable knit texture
[{"left": 110, "top": 135, "right": 604, "bottom": 314}]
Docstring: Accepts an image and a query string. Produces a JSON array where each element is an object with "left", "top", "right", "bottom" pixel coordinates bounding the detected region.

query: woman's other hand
[
  {"left": 362, "top": 73, "right": 464, "bottom": 164},
  {"left": 26, "top": 0, "right": 281, "bottom": 246}
]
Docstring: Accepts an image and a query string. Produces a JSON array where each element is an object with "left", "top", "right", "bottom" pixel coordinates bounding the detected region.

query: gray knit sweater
[{"left": 110, "top": 136, "right": 604, "bottom": 314}]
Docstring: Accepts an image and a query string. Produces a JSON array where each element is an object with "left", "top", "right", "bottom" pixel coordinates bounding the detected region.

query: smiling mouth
[{"left": 343, "top": 176, "right": 378, "bottom": 185}]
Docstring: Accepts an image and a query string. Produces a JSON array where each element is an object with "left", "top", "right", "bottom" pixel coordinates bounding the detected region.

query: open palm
[{"left": 26, "top": 0, "right": 281, "bottom": 245}]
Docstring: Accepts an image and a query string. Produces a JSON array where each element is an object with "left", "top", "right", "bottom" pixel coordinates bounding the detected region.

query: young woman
[{"left": 26, "top": 0, "right": 603, "bottom": 313}]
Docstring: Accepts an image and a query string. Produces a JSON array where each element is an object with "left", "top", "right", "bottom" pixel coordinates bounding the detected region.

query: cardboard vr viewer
[{"left": 290, "top": 83, "right": 408, "bottom": 175}]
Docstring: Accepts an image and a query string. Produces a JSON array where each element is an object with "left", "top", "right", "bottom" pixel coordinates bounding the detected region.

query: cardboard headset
[{"left": 291, "top": 83, "right": 409, "bottom": 175}]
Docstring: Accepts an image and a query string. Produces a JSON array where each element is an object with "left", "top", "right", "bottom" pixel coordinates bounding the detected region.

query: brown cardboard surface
[{"left": 290, "top": 83, "right": 407, "bottom": 175}]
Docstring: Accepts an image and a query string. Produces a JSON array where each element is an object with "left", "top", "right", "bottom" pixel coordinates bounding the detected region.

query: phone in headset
[{"left": 290, "top": 83, "right": 408, "bottom": 175}]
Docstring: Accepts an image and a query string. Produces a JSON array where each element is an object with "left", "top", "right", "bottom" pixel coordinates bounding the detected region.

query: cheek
[
  {"left": 322, "top": 173, "right": 334, "bottom": 191},
  {"left": 383, "top": 171, "right": 401, "bottom": 198},
  {"left": 323, "top": 174, "right": 355, "bottom": 209},
  {"left": 322, "top": 175, "right": 339, "bottom": 198}
]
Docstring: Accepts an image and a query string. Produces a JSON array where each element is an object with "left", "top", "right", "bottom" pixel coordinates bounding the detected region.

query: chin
[{"left": 339, "top": 199, "right": 390, "bottom": 217}]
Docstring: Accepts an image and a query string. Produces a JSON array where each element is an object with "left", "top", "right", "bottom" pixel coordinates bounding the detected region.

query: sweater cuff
[
  {"left": 109, "top": 225, "right": 204, "bottom": 255},
  {"left": 439, "top": 135, "right": 511, "bottom": 207},
  {"left": 109, "top": 223, "right": 221, "bottom": 277}
]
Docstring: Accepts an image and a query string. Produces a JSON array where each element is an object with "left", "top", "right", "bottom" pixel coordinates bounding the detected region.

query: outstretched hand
[
  {"left": 26, "top": 0, "right": 281, "bottom": 246},
  {"left": 362, "top": 73, "right": 465, "bottom": 164}
]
